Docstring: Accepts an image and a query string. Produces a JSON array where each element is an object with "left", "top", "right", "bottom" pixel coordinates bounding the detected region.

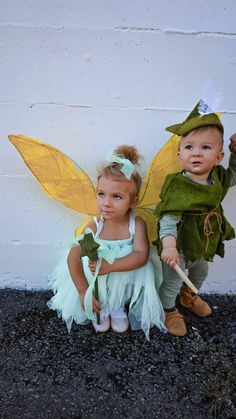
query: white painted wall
[{"left": 1, "top": 1, "right": 236, "bottom": 292}]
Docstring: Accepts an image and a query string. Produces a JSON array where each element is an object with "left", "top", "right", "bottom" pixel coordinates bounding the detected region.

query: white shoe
[
  {"left": 92, "top": 316, "right": 110, "bottom": 333},
  {"left": 110, "top": 308, "right": 129, "bottom": 333}
]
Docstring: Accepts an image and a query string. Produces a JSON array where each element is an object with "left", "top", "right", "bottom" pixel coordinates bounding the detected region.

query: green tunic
[{"left": 154, "top": 165, "right": 235, "bottom": 262}]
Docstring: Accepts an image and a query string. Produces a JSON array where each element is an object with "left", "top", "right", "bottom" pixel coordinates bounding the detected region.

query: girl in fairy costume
[
  {"left": 155, "top": 100, "right": 236, "bottom": 336},
  {"left": 48, "top": 145, "right": 166, "bottom": 339}
]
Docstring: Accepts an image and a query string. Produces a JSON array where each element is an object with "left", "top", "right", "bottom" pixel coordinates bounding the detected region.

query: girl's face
[
  {"left": 96, "top": 176, "right": 138, "bottom": 221},
  {"left": 178, "top": 127, "right": 224, "bottom": 182}
]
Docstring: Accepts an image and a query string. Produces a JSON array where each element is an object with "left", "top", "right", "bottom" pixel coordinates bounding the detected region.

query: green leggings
[{"left": 159, "top": 253, "right": 209, "bottom": 310}]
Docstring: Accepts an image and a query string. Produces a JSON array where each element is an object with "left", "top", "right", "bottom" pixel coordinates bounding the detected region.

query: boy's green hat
[{"left": 166, "top": 100, "right": 224, "bottom": 136}]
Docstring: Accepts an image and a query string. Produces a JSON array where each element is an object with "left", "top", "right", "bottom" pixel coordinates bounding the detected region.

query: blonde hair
[
  {"left": 181, "top": 125, "right": 224, "bottom": 149},
  {"left": 98, "top": 145, "right": 142, "bottom": 197}
]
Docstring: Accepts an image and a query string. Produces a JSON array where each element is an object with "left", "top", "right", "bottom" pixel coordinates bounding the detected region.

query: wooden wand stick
[{"left": 173, "top": 264, "right": 198, "bottom": 294}]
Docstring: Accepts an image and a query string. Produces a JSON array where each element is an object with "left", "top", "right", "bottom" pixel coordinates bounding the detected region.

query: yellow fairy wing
[
  {"left": 135, "top": 207, "right": 157, "bottom": 246},
  {"left": 138, "top": 134, "right": 182, "bottom": 208},
  {"left": 75, "top": 216, "right": 92, "bottom": 237},
  {"left": 136, "top": 134, "right": 182, "bottom": 246},
  {"left": 8, "top": 134, "right": 97, "bottom": 215}
]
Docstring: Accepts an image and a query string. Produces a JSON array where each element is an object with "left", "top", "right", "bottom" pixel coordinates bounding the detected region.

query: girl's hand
[
  {"left": 88, "top": 260, "right": 97, "bottom": 274},
  {"left": 229, "top": 134, "right": 236, "bottom": 154},
  {"left": 161, "top": 247, "right": 179, "bottom": 267},
  {"left": 88, "top": 259, "right": 112, "bottom": 275},
  {"left": 79, "top": 290, "right": 101, "bottom": 314}
]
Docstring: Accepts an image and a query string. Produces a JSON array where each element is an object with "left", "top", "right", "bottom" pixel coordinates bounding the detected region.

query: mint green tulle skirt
[{"left": 47, "top": 239, "right": 166, "bottom": 340}]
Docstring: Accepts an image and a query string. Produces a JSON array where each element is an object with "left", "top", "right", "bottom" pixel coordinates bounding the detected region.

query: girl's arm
[
  {"left": 67, "top": 220, "right": 101, "bottom": 314},
  {"left": 89, "top": 216, "right": 149, "bottom": 275}
]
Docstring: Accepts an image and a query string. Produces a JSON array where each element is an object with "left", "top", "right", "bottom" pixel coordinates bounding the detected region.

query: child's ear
[
  {"left": 177, "top": 151, "right": 182, "bottom": 164},
  {"left": 216, "top": 151, "right": 224, "bottom": 165},
  {"left": 130, "top": 196, "right": 139, "bottom": 208}
]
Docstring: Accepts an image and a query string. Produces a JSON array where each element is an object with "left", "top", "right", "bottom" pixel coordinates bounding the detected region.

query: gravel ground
[{"left": 0, "top": 290, "right": 235, "bottom": 419}]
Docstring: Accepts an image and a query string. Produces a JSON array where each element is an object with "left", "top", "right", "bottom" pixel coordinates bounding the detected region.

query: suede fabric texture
[{"left": 165, "top": 101, "right": 224, "bottom": 136}]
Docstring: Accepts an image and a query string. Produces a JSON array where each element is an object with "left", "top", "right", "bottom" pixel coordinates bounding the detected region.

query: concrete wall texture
[{"left": 1, "top": 1, "right": 236, "bottom": 292}]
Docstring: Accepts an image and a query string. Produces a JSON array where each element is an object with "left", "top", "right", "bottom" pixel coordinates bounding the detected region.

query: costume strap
[
  {"left": 203, "top": 210, "right": 223, "bottom": 251},
  {"left": 184, "top": 207, "right": 223, "bottom": 252},
  {"left": 129, "top": 209, "right": 136, "bottom": 235},
  {"left": 111, "top": 154, "right": 134, "bottom": 179},
  {"left": 93, "top": 216, "right": 103, "bottom": 238}
]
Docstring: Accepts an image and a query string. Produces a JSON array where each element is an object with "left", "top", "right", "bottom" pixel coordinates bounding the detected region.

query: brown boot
[
  {"left": 165, "top": 309, "right": 187, "bottom": 336},
  {"left": 180, "top": 284, "right": 212, "bottom": 317}
]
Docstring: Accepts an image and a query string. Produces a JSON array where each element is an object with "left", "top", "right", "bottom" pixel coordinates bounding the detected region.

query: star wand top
[{"left": 78, "top": 232, "right": 101, "bottom": 324}]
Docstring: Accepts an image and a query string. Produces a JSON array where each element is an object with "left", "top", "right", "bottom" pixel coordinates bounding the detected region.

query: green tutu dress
[{"left": 47, "top": 210, "right": 166, "bottom": 340}]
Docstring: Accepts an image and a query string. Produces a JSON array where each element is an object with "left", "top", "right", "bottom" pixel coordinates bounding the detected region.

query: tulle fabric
[
  {"left": 47, "top": 215, "right": 166, "bottom": 340},
  {"left": 47, "top": 251, "right": 90, "bottom": 331}
]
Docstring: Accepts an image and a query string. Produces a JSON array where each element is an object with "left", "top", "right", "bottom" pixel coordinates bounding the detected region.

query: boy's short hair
[{"left": 180, "top": 125, "right": 224, "bottom": 150}]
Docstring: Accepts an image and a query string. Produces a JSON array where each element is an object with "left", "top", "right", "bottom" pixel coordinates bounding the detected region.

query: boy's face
[{"left": 178, "top": 127, "right": 224, "bottom": 182}]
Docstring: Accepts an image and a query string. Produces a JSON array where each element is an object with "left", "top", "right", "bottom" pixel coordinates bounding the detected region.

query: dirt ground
[{"left": 0, "top": 289, "right": 235, "bottom": 419}]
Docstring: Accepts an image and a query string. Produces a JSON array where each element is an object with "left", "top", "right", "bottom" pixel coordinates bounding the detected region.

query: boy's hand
[
  {"left": 229, "top": 134, "right": 236, "bottom": 154},
  {"left": 161, "top": 247, "right": 179, "bottom": 267}
]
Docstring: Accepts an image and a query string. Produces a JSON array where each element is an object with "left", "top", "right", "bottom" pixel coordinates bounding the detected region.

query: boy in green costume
[{"left": 155, "top": 100, "right": 236, "bottom": 336}]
